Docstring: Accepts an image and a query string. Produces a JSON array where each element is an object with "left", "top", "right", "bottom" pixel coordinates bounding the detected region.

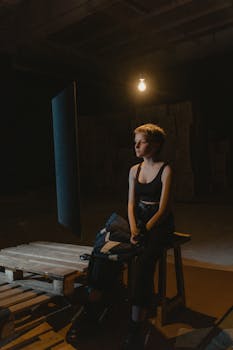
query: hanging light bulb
[{"left": 137, "top": 77, "right": 146, "bottom": 92}]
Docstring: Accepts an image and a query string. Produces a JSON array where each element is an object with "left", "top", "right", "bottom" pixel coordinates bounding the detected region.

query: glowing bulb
[{"left": 138, "top": 78, "right": 146, "bottom": 92}]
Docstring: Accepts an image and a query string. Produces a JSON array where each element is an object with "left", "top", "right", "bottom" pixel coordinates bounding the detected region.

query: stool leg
[{"left": 174, "top": 246, "right": 186, "bottom": 306}]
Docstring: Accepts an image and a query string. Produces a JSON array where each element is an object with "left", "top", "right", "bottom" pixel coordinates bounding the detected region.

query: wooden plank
[
  {"left": 28, "top": 257, "right": 86, "bottom": 271},
  {"left": 0, "top": 322, "right": 52, "bottom": 350},
  {"left": 15, "top": 316, "right": 45, "bottom": 333},
  {"left": 29, "top": 241, "right": 92, "bottom": 254},
  {"left": 9, "top": 294, "right": 51, "bottom": 314},
  {"left": 52, "top": 342, "right": 76, "bottom": 349},
  {"left": 13, "top": 280, "right": 58, "bottom": 295},
  {"left": 0, "top": 287, "right": 30, "bottom": 301},
  {"left": 15, "top": 304, "right": 72, "bottom": 335},
  {"left": 3, "top": 244, "right": 90, "bottom": 263},
  {"left": 0, "top": 253, "right": 87, "bottom": 274},
  {"left": 0, "top": 284, "right": 20, "bottom": 292},
  {"left": 1, "top": 246, "right": 89, "bottom": 269},
  {"left": 21, "top": 330, "right": 64, "bottom": 350},
  {"left": 0, "top": 255, "right": 27, "bottom": 270},
  {"left": 0, "top": 252, "right": 88, "bottom": 272},
  {"left": 0, "top": 255, "right": 78, "bottom": 279},
  {"left": 0, "top": 290, "right": 41, "bottom": 308}
]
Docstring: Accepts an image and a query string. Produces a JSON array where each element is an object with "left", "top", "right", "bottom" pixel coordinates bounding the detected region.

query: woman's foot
[
  {"left": 122, "top": 331, "right": 145, "bottom": 350},
  {"left": 122, "top": 320, "right": 148, "bottom": 350}
]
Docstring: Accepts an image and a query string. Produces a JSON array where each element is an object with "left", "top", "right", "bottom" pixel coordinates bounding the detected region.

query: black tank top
[{"left": 135, "top": 162, "right": 167, "bottom": 202}]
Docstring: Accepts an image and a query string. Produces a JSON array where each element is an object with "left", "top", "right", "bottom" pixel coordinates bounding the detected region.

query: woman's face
[{"left": 134, "top": 132, "right": 158, "bottom": 158}]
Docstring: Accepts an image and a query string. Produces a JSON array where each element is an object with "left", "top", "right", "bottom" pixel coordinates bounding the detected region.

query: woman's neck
[{"left": 143, "top": 156, "right": 161, "bottom": 166}]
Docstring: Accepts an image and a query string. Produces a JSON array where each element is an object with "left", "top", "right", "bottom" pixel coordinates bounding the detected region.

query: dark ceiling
[{"left": 1, "top": 0, "right": 233, "bottom": 84}]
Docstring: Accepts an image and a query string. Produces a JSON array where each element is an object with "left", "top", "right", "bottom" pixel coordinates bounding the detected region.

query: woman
[{"left": 123, "top": 123, "right": 175, "bottom": 349}]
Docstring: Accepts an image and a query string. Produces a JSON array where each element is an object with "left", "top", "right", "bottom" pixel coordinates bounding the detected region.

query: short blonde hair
[{"left": 134, "top": 123, "right": 166, "bottom": 149}]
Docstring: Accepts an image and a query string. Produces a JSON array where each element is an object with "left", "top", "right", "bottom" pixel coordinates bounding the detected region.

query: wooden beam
[
  {"left": 74, "top": 0, "right": 192, "bottom": 49},
  {"left": 96, "top": 0, "right": 233, "bottom": 54},
  {"left": 123, "top": 0, "right": 150, "bottom": 15},
  {"left": 1, "top": 0, "right": 120, "bottom": 51},
  {"left": 41, "top": 39, "right": 104, "bottom": 68},
  {"left": 169, "top": 17, "right": 233, "bottom": 49},
  {"left": 118, "top": 17, "right": 233, "bottom": 68}
]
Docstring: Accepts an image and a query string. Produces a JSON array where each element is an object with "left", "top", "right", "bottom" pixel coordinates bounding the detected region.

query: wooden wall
[
  {"left": 132, "top": 101, "right": 194, "bottom": 201},
  {"left": 78, "top": 100, "right": 195, "bottom": 201}
]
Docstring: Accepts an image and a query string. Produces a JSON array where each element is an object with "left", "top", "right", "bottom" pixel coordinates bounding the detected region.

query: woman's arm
[
  {"left": 145, "top": 165, "right": 173, "bottom": 232},
  {"left": 128, "top": 165, "right": 140, "bottom": 242}
]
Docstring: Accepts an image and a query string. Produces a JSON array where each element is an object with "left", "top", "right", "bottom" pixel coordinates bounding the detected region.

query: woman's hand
[
  {"left": 145, "top": 222, "right": 153, "bottom": 232},
  {"left": 130, "top": 234, "right": 139, "bottom": 245},
  {"left": 130, "top": 228, "right": 140, "bottom": 245}
]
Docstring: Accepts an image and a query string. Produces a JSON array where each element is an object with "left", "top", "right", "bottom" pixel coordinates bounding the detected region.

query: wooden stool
[{"left": 157, "top": 232, "right": 191, "bottom": 325}]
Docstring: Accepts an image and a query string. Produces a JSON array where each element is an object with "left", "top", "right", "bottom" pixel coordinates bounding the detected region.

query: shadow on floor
[
  {"left": 167, "top": 307, "right": 217, "bottom": 329},
  {"left": 173, "top": 306, "right": 233, "bottom": 350},
  {"left": 63, "top": 301, "right": 175, "bottom": 350}
]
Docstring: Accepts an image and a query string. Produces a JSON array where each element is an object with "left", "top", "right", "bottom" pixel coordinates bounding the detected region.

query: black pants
[{"left": 131, "top": 202, "right": 174, "bottom": 307}]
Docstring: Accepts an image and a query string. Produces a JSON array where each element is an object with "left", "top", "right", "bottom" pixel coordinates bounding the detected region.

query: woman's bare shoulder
[
  {"left": 161, "top": 163, "right": 172, "bottom": 180},
  {"left": 163, "top": 163, "right": 172, "bottom": 173},
  {"left": 129, "top": 163, "right": 141, "bottom": 178}
]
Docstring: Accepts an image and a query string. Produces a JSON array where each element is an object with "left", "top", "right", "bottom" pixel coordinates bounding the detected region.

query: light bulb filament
[{"left": 138, "top": 78, "right": 146, "bottom": 92}]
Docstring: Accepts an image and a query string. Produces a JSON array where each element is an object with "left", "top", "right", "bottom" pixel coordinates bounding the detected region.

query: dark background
[
  {"left": 0, "top": 0, "right": 233, "bottom": 241},
  {"left": 0, "top": 51, "right": 232, "bottom": 200}
]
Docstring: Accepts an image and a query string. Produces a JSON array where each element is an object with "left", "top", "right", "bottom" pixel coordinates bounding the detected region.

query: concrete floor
[{"left": 0, "top": 187, "right": 232, "bottom": 349}]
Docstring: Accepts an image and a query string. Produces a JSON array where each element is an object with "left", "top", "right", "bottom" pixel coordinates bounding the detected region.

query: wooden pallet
[
  {"left": 0, "top": 242, "right": 93, "bottom": 296},
  {"left": 0, "top": 281, "right": 54, "bottom": 340},
  {"left": 0, "top": 321, "right": 75, "bottom": 350}
]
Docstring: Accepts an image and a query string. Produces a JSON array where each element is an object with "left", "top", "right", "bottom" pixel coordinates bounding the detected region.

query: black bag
[
  {"left": 87, "top": 213, "right": 143, "bottom": 290},
  {"left": 87, "top": 255, "right": 123, "bottom": 290},
  {"left": 92, "top": 212, "right": 143, "bottom": 261}
]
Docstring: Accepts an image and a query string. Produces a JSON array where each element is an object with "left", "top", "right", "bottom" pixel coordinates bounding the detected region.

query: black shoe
[
  {"left": 122, "top": 331, "right": 145, "bottom": 350},
  {"left": 121, "top": 319, "right": 152, "bottom": 350}
]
